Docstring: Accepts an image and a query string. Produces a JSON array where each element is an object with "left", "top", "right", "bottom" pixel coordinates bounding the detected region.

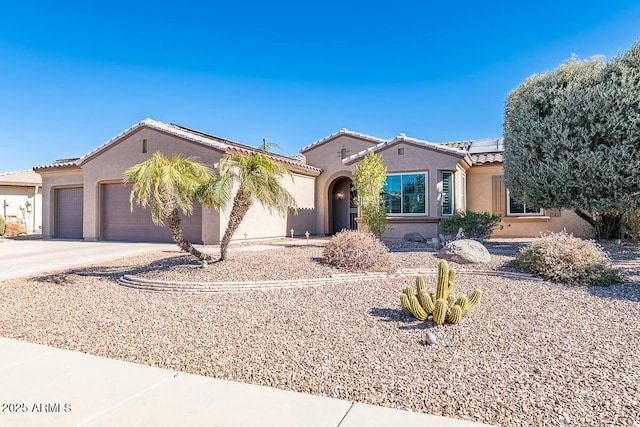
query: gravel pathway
[{"left": 1, "top": 240, "right": 639, "bottom": 426}]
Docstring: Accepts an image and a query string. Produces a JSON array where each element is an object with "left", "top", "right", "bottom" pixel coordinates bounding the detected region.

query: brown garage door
[
  {"left": 55, "top": 187, "right": 84, "bottom": 239},
  {"left": 102, "top": 184, "right": 203, "bottom": 243}
]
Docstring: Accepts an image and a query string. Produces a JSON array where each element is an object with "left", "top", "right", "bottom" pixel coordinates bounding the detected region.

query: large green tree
[
  {"left": 197, "top": 143, "right": 297, "bottom": 261},
  {"left": 352, "top": 151, "right": 388, "bottom": 237},
  {"left": 503, "top": 42, "right": 640, "bottom": 238},
  {"left": 124, "top": 152, "right": 213, "bottom": 261}
]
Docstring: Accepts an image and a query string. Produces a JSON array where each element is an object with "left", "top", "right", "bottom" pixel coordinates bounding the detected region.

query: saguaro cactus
[{"left": 399, "top": 260, "right": 482, "bottom": 325}]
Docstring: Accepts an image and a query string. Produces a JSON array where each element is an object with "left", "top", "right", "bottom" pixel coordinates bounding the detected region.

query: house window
[
  {"left": 340, "top": 147, "right": 347, "bottom": 159},
  {"left": 383, "top": 172, "right": 427, "bottom": 214},
  {"left": 442, "top": 171, "right": 454, "bottom": 216},
  {"left": 397, "top": 148, "right": 404, "bottom": 155},
  {"left": 507, "top": 190, "right": 542, "bottom": 216},
  {"left": 142, "top": 139, "right": 148, "bottom": 153}
]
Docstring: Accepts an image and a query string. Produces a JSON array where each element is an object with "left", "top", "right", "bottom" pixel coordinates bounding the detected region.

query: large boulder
[
  {"left": 438, "top": 239, "right": 491, "bottom": 264},
  {"left": 403, "top": 232, "right": 426, "bottom": 243}
]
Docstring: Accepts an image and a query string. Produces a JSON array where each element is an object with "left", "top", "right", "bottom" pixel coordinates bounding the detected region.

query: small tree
[
  {"left": 503, "top": 42, "right": 640, "bottom": 238},
  {"left": 124, "top": 152, "right": 213, "bottom": 261},
  {"left": 352, "top": 152, "right": 388, "bottom": 238},
  {"left": 197, "top": 142, "right": 297, "bottom": 261}
]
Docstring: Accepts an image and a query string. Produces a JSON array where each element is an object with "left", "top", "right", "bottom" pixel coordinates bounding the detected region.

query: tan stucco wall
[
  {"left": 303, "top": 135, "right": 377, "bottom": 235},
  {"left": 454, "top": 164, "right": 467, "bottom": 214},
  {"left": 382, "top": 218, "right": 440, "bottom": 240},
  {"left": 80, "top": 128, "right": 225, "bottom": 241},
  {"left": 218, "top": 172, "right": 316, "bottom": 242},
  {"left": 364, "top": 142, "right": 462, "bottom": 221},
  {"left": 285, "top": 173, "right": 316, "bottom": 235},
  {"left": 36, "top": 169, "right": 83, "bottom": 238},
  {"left": 0, "top": 185, "right": 42, "bottom": 233},
  {"left": 347, "top": 141, "right": 467, "bottom": 239},
  {"left": 466, "top": 163, "right": 591, "bottom": 238}
]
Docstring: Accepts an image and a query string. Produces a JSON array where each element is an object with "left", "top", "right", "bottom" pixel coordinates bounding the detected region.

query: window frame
[
  {"left": 506, "top": 189, "right": 543, "bottom": 216},
  {"left": 441, "top": 171, "right": 454, "bottom": 216},
  {"left": 383, "top": 171, "right": 429, "bottom": 216}
]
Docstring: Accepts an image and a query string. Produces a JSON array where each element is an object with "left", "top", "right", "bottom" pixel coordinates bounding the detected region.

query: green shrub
[
  {"left": 516, "top": 231, "right": 623, "bottom": 285},
  {"left": 0, "top": 215, "right": 4, "bottom": 236},
  {"left": 621, "top": 209, "right": 640, "bottom": 240},
  {"left": 323, "top": 230, "right": 393, "bottom": 272},
  {"left": 4, "top": 222, "right": 27, "bottom": 237},
  {"left": 440, "top": 210, "right": 501, "bottom": 239}
]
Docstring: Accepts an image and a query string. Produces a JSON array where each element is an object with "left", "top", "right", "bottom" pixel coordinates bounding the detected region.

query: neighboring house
[
  {"left": 0, "top": 170, "right": 43, "bottom": 233},
  {"left": 34, "top": 119, "right": 589, "bottom": 243}
]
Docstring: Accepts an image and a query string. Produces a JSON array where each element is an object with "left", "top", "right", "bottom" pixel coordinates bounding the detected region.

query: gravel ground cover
[{"left": 1, "top": 239, "right": 639, "bottom": 426}]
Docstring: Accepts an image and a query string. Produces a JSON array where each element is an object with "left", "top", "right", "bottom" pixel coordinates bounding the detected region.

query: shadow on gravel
[
  {"left": 483, "top": 241, "right": 527, "bottom": 257},
  {"left": 383, "top": 241, "right": 434, "bottom": 253},
  {"left": 383, "top": 239, "right": 530, "bottom": 255},
  {"left": 369, "top": 307, "right": 430, "bottom": 331},
  {"left": 588, "top": 284, "right": 640, "bottom": 303},
  {"left": 32, "top": 255, "right": 201, "bottom": 283}
]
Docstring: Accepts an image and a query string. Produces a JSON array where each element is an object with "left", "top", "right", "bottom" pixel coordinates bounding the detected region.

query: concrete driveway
[{"left": 0, "top": 239, "right": 178, "bottom": 281}]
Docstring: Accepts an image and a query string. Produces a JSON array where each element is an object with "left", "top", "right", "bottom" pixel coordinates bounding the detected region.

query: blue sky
[{"left": 1, "top": 1, "right": 639, "bottom": 172}]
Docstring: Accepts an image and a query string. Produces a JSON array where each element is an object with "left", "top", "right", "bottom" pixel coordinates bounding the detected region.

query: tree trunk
[
  {"left": 219, "top": 188, "right": 252, "bottom": 261},
  {"left": 574, "top": 209, "right": 595, "bottom": 227},
  {"left": 593, "top": 212, "right": 624, "bottom": 240},
  {"left": 166, "top": 208, "right": 212, "bottom": 261},
  {"left": 574, "top": 209, "right": 623, "bottom": 239}
]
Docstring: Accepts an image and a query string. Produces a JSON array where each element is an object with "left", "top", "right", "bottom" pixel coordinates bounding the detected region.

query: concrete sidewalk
[{"left": 0, "top": 338, "right": 490, "bottom": 427}]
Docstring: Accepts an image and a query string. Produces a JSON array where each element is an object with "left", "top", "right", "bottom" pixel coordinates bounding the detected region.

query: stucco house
[
  {"left": 34, "top": 118, "right": 589, "bottom": 243},
  {"left": 0, "top": 169, "right": 42, "bottom": 233}
]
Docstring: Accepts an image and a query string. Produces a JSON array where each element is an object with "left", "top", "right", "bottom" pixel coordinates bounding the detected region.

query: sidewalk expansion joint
[
  {"left": 76, "top": 372, "right": 178, "bottom": 426},
  {"left": 336, "top": 401, "right": 355, "bottom": 427}
]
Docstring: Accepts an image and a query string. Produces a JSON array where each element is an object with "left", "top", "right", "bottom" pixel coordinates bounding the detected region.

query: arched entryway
[{"left": 328, "top": 177, "right": 357, "bottom": 234}]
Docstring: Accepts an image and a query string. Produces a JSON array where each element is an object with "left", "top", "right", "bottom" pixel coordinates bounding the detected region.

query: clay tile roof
[
  {"left": 35, "top": 119, "right": 319, "bottom": 174},
  {"left": 33, "top": 158, "right": 81, "bottom": 171},
  {"left": 470, "top": 152, "right": 504, "bottom": 165},
  {"left": 440, "top": 138, "right": 504, "bottom": 165},
  {"left": 343, "top": 133, "right": 469, "bottom": 165},
  {"left": 0, "top": 169, "right": 42, "bottom": 186},
  {"left": 300, "top": 128, "right": 387, "bottom": 153},
  {"left": 441, "top": 141, "right": 473, "bottom": 151}
]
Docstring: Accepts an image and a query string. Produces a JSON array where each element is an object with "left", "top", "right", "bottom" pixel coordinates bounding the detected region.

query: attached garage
[
  {"left": 101, "top": 183, "right": 203, "bottom": 243},
  {"left": 55, "top": 187, "right": 84, "bottom": 239}
]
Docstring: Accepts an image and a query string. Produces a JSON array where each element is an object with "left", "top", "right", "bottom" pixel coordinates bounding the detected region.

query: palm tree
[
  {"left": 198, "top": 144, "right": 297, "bottom": 261},
  {"left": 124, "top": 152, "right": 213, "bottom": 261}
]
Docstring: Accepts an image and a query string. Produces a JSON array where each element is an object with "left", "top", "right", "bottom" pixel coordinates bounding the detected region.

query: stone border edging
[{"left": 117, "top": 268, "right": 541, "bottom": 293}]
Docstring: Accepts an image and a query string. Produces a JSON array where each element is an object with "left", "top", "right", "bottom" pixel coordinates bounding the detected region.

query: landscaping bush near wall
[
  {"left": 0, "top": 215, "right": 5, "bottom": 236},
  {"left": 4, "top": 222, "right": 27, "bottom": 237},
  {"left": 323, "top": 230, "right": 393, "bottom": 272},
  {"left": 440, "top": 210, "right": 501, "bottom": 239},
  {"left": 516, "top": 231, "right": 623, "bottom": 285},
  {"left": 622, "top": 210, "right": 640, "bottom": 240}
]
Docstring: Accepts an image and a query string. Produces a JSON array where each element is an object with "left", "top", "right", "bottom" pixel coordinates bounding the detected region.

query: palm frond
[{"left": 123, "top": 152, "right": 213, "bottom": 224}]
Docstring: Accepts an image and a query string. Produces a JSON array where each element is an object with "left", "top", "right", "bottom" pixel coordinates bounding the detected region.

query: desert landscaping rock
[
  {"left": 438, "top": 239, "right": 491, "bottom": 264},
  {"left": 1, "top": 240, "right": 638, "bottom": 426}
]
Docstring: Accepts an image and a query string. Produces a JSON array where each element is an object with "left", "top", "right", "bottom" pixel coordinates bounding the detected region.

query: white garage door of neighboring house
[
  {"left": 55, "top": 187, "right": 84, "bottom": 239},
  {"left": 101, "top": 184, "right": 203, "bottom": 243}
]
